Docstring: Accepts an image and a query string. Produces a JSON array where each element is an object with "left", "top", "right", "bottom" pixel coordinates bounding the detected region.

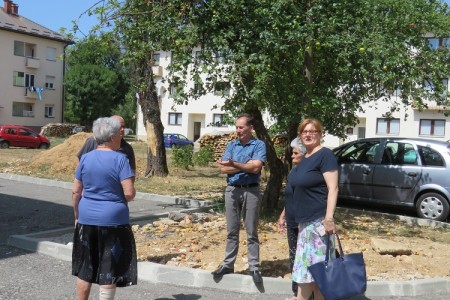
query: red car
[{"left": 0, "top": 124, "right": 50, "bottom": 149}]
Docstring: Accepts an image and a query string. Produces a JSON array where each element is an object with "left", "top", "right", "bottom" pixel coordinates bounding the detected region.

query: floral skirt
[
  {"left": 291, "top": 218, "right": 335, "bottom": 283},
  {"left": 72, "top": 223, "right": 137, "bottom": 287}
]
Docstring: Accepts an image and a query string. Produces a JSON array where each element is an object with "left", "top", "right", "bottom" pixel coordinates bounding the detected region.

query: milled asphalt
[{"left": 0, "top": 173, "right": 449, "bottom": 300}]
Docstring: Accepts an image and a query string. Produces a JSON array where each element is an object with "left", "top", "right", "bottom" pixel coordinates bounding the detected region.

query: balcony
[
  {"left": 152, "top": 65, "right": 163, "bottom": 77},
  {"left": 24, "top": 87, "right": 37, "bottom": 99},
  {"left": 25, "top": 57, "right": 40, "bottom": 69}
]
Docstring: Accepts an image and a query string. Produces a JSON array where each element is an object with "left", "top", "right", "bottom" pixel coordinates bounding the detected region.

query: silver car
[{"left": 333, "top": 138, "right": 450, "bottom": 221}]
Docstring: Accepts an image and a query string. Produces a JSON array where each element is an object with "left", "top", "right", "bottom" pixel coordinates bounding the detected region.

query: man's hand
[{"left": 216, "top": 158, "right": 234, "bottom": 167}]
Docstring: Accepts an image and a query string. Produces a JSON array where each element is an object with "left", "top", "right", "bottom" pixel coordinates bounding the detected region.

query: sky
[
  {"left": 14, "top": 0, "right": 100, "bottom": 38},
  {"left": 11, "top": 0, "right": 450, "bottom": 39}
]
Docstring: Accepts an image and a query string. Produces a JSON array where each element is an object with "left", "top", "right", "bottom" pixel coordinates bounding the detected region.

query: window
[
  {"left": 19, "top": 128, "right": 37, "bottom": 137},
  {"left": 46, "top": 47, "right": 56, "bottom": 61},
  {"left": 45, "top": 105, "right": 54, "bottom": 118},
  {"left": 337, "top": 141, "right": 380, "bottom": 164},
  {"left": 13, "top": 71, "right": 24, "bottom": 86},
  {"left": 418, "top": 146, "right": 445, "bottom": 166},
  {"left": 14, "top": 41, "right": 36, "bottom": 57},
  {"left": 169, "top": 83, "right": 179, "bottom": 95},
  {"left": 346, "top": 128, "right": 354, "bottom": 134},
  {"left": 25, "top": 73, "right": 35, "bottom": 88},
  {"left": 214, "top": 82, "right": 231, "bottom": 96},
  {"left": 215, "top": 50, "right": 229, "bottom": 63},
  {"left": 427, "top": 37, "right": 450, "bottom": 50},
  {"left": 213, "top": 114, "right": 225, "bottom": 127},
  {"left": 13, "top": 72, "right": 35, "bottom": 87},
  {"left": 376, "top": 118, "right": 400, "bottom": 135},
  {"left": 423, "top": 78, "right": 448, "bottom": 95},
  {"left": 168, "top": 113, "right": 182, "bottom": 125},
  {"left": 382, "top": 142, "right": 418, "bottom": 165},
  {"left": 12, "top": 102, "right": 34, "bottom": 117},
  {"left": 45, "top": 76, "right": 55, "bottom": 89},
  {"left": 194, "top": 82, "right": 203, "bottom": 95},
  {"left": 152, "top": 53, "right": 160, "bottom": 65},
  {"left": 419, "top": 119, "right": 445, "bottom": 137}
]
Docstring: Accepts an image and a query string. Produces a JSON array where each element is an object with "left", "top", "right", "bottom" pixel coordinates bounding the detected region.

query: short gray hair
[
  {"left": 290, "top": 137, "right": 306, "bottom": 154},
  {"left": 93, "top": 117, "right": 121, "bottom": 144}
]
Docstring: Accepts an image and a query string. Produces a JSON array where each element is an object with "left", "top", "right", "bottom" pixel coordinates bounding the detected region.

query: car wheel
[
  {"left": 0, "top": 141, "right": 9, "bottom": 149},
  {"left": 415, "top": 193, "right": 450, "bottom": 221},
  {"left": 38, "top": 143, "right": 49, "bottom": 149}
]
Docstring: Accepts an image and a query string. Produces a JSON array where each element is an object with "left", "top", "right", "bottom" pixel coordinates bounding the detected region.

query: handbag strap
[{"left": 325, "top": 232, "right": 344, "bottom": 262}]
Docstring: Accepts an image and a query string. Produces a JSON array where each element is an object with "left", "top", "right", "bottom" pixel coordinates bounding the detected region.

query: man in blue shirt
[{"left": 212, "top": 113, "right": 267, "bottom": 283}]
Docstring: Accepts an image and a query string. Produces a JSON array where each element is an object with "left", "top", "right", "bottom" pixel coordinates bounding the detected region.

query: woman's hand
[
  {"left": 322, "top": 218, "right": 336, "bottom": 234},
  {"left": 278, "top": 217, "right": 286, "bottom": 233},
  {"left": 277, "top": 209, "right": 286, "bottom": 233}
]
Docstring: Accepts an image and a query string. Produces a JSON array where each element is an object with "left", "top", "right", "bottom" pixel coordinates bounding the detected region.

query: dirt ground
[
  {"left": 132, "top": 212, "right": 450, "bottom": 282},
  {"left": 0, "top": 134, "right": 449, "bottom": 281}
]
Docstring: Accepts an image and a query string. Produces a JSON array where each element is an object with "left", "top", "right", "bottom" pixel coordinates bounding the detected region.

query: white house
[
  {"left": 136, "top": 50, "right": 236, "bottom": 142},
  {"left": 137, "top": 48, "right": 450, "bottom": 149},
  {"left": 0, "top": 0, "right": 72, "bottom": 132}
]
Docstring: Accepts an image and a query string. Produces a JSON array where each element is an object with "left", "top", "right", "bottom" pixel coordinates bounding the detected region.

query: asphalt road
[{"left": 0, "top": 176, "right": 448, "bottom": 300}]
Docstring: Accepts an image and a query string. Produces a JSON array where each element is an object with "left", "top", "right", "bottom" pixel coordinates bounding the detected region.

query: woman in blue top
[
  {"left": 71, "top": 117, "right": 137, "bottom": 300},
  {"left": 289, "top": 118, "right": 339, "bottom": 300}
]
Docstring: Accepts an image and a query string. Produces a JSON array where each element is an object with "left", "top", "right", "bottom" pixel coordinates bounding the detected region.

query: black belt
[{"left": 229, "top": 183, "right": 259, "bottom": 188}]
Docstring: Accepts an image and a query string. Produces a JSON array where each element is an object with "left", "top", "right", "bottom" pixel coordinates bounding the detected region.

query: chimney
[
  {"left": 4, "top": 0, "right": 12, "bottom": 14},
  {"left": 11, "top": 3, "right": 17, "bottom": 15}
]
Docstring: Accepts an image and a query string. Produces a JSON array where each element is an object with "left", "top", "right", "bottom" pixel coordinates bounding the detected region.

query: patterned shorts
[
  {"left": 72, "top": 223, "right": 138, "bottom": 287},
  {"left": 291, "top": 218, "right": 335, "bottom": 283}
]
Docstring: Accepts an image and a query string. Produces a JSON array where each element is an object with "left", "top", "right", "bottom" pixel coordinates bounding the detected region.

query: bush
[
  {"left": 193, "top": 145, "right": 215, "bottom": 167},
  {"left": 171, "top": 145, "right": 194, "bottom": 169}
]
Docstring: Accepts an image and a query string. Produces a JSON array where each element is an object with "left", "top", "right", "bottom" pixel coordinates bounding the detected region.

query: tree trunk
[
  {"left": 137, "top": 58, "right": 169, "bottom": 177},
  {"left": 246, "top": 107, "right": 285, "bottom": 212},
  {"left": 284, "top": 121, "right": 300, "bottom": 171}
]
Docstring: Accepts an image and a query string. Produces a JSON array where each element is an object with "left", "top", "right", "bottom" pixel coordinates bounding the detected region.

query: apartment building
[
  {"left": 138, "top": 46, "right": 450, "bottom": 148},
  {"left": 0, "top": 0, "right": 72, "bottom": 132},
  {"left": 136, "top": 50, "right": 236, "bottom": 142}
]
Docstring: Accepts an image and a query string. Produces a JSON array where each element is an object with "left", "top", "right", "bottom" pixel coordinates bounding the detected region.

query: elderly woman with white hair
[
  {"left": 278, "top": 137, "right": 307, "bottom": 300},
  {"left": 71, "top": 117, "right": 137, "bottom": 300}
]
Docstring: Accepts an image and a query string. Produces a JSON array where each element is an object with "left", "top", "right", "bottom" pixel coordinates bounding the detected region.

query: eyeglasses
[{"left": 300, "top": 130, "right": 319, "bottom": 135}]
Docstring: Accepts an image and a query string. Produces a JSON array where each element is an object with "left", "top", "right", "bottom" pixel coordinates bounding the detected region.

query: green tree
[
  {"left": 112, "top": 91, "right": 138, "bottom": 134},
  {"left": 64, "top": 33, "right": 130, "bottom": 126},
  {"left": 84, "top": 0, "right": 450, "bottom": 210},
  {"left": 162, "top": 0, "right": 450, "bottom": 210}
]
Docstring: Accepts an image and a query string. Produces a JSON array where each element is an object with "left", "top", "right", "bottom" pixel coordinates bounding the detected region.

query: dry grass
[{"left": 0, "top": 134, "right": 227, "bottom": 198}]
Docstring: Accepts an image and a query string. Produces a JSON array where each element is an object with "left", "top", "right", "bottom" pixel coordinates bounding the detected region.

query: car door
[
  {"left": 336, "top": 140, "right": 381, "bottom": 201},
  {"left": 18, "top": 128, "right": 39, "bottom": 148},
  {"left": 178, "top": 134, "right": 190, "bottom": 146},
  {"left": 3, "top": 127, "right": 19, "bottom": 146},
  {"left": 371, "top": 141, "right": 422, "bottom": 204}
]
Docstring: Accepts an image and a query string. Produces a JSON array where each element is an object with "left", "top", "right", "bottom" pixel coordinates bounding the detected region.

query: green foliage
[
  {"left": 171, "top": 145, "right": 194, "bottom": 170},
  {"left": 111, "top": 91, "right": 138, "bottom": 132},
  {"left": 64, "top": 64, "right": 120, "bottom": 126},
  {"left": 64, "top": 33, "right": 130, "bottom": 126},
  {"left": 90, "top": 0, "right": 450, "bottom": 138},
  {"left": 193, "top": 145, "right": 215, "bottom": 166}
]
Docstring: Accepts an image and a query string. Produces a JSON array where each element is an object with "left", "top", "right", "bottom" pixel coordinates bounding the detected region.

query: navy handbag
[{"left": 308, "top": 232, "right": 367, "bottom": 300}]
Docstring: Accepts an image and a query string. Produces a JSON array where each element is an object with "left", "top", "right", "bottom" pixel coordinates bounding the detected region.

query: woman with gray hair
[
  {"left": 278, "top": 137, "right": 306, "bottom": 300},
  {"left": 71, "top": 117, "right": 137, "bottom": 300}
]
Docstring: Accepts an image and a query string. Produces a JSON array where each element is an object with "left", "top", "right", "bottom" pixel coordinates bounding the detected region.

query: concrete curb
[
  {"left": 6, "top": 228, "right": 450, "bottom": 296},
  {"left": 2, "top": 173, "right": 450, "bottom": 296}
]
